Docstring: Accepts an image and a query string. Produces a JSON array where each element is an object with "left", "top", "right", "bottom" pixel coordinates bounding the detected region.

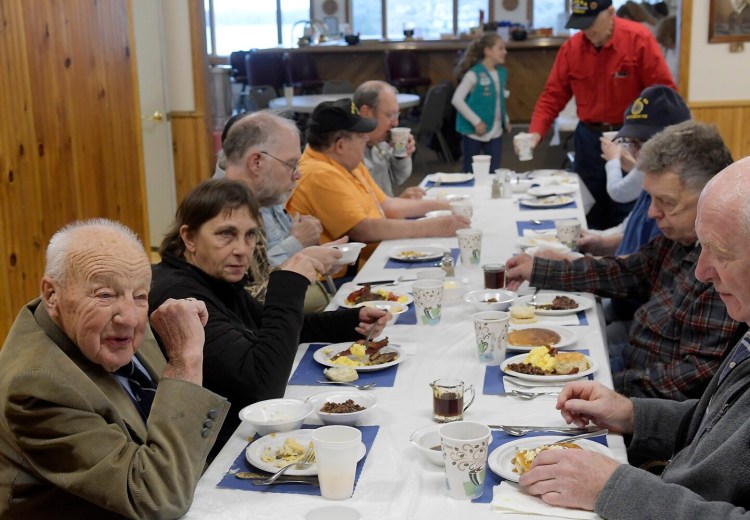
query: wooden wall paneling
[
  {"left": 0, "top": 0, "right": 148, "bottom": 343},
  {"left": 677, "top": 0, "right": 691, "bottom": 96},
  {"left": 690, "top": 102, "right": 750, "bottom": 160},
  {"left": 170, "top": 111, "right": 212, "bottom": 204},
  {"left": 0, "top": 0, "right": 45, "bottom": 338}
]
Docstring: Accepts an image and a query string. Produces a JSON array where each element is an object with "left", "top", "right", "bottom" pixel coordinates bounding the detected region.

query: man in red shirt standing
[{"left": 521, "top": 0, "right": 675, "bottom": 229}]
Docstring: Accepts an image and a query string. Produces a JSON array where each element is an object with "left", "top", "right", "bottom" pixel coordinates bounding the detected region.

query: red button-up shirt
[{"left": 529, "top": 17, "right": 676, "bottom": 137}]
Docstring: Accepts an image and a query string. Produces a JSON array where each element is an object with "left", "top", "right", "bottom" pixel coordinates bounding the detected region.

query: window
[{"left": 207, "top": 0, "right": 310, "bottom": 55}]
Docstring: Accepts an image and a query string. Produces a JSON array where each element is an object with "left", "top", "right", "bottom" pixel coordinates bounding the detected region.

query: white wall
[
  {"left": 162, "top": 0, "right": 195, "bottom": 111},
  {"left": 687, "top": 1, "right": 750, "bottom": 101}
]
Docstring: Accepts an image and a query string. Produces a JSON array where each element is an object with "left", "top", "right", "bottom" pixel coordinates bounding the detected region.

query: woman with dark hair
[{"left": 149, "top": 178, "right": 388, "bottom": 452}]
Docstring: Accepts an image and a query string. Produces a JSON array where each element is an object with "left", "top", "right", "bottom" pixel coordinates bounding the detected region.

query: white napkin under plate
[
  {"left": 492, "top": 482, "right": 601, "bottom": 519},
  {"left": 528, "top": 314, "right": 583, "bottom": 326}
]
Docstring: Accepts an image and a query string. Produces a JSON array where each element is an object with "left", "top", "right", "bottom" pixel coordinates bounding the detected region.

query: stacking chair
[
  {"left": 322, "top": 79, "right": 353, "bottom": 94},
  {"left": 229, "top": 50, "right": 250, "bottom": 111},
  {"left": 411, "top": 82, "right": 455, "bottom": 165},
  {"left": 248, "top": 85, "right": 277, "bottom": 111},
  {"left": 283, "top": 53, "right": 323, "bottom": 94},
  {"left": 245, "top": 51, "right": 285, "bottom": 94},
  {"left": 384, "top": 51, "right": 431, "bottom": 94}
]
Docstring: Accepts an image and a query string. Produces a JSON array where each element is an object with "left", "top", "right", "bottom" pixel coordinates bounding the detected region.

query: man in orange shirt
[{"left": 287, "top": 99, "right": 469, "bottom": 263}]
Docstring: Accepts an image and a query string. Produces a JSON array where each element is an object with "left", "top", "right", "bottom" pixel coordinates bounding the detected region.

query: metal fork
[
  {"left": 529, "top": 286, "right": 541, "bottom": 306},
  {"left": 251, "top": 446, "right": 316, "bottom": 486},
  {"left": 424, "top": 177, "right": 442, "bottom": 191},
  {"left": 497, "top": 425, "right": 598, "bottom": 437},
  {"left": 510, "top": 389, "right": 560, "bottom": 400},
  {"left": 316, "top": 380, "right": 377, "bottom": 390}
]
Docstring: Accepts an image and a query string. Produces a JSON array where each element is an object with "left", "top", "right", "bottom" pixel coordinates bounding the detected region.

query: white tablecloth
[{"left": 184, "top": 174, "right": 626, "bottom": 520}]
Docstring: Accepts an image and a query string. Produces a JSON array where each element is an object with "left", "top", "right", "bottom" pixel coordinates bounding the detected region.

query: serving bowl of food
[
  {"left": 307, "top": 390, "right": 377, "bottom": 426},
  {"left": 464, "top": 289, "right": 517, "bottom": 311},
  {"left": 410, "top": 424, "right": 444, "bottom": 466},
  {"left": 238, "top": 398, "right": 313, "bottom": 436}
]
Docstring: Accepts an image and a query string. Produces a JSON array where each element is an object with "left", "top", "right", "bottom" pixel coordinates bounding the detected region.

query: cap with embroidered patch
[
  {"left": 308, "top": 98, "right": 377, "bottom": 134},
  {"left": 565, "top": 0, "right": 613, "bottom": 30},
  {"left": 615, "top": 86, "right": 691, "bottom": 142}
]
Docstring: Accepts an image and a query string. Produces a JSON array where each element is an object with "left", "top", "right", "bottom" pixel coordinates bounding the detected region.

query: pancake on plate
[{"left": 508, "top": 327, "right": 561, "bottom": 347}]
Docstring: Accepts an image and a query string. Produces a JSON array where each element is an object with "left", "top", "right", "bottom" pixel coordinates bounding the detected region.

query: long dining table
[{"left": 184, "top": 171, "right": 628, "bottom": 520}]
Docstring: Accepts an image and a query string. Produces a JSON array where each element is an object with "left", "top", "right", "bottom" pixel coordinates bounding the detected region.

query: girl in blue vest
[{"left": 452, "top": 32, "right": 510, "bottom": 173}]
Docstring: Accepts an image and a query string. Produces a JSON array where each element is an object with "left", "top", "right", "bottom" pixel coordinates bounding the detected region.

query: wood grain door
[{"left": 0, "top": 0, "right": 148, "bottom": 341}]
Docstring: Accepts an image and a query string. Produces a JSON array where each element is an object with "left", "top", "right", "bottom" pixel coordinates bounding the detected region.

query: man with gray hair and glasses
[
  {"left": 354, "top": 80, "right": 424, "bottom": 199},
  {"left": 505, "top": 121, "right": 742, "bottom": 400}
]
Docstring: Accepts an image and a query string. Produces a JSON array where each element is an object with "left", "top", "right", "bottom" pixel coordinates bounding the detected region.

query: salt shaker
[
  {"left": 491, "top": 176, "right": 502, "bottom": 199},
  {"left": 439, "top": 251, "right": 455, "bottom": 277},
  {"left": 501, "top": 171, "right": 513, "bottom": 198}
]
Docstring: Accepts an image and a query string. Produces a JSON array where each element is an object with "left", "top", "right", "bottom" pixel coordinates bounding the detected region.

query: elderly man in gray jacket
[{"left": 519, "top": 155, "right": 750, "bottom": 518}]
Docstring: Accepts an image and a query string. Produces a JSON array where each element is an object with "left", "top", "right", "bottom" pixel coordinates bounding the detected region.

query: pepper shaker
[
  {"left": 491, "top": 176, "right": 502, "bottom": 199},
  {"left": 439, "top": 251, "right": 455, "bottom": 277}
]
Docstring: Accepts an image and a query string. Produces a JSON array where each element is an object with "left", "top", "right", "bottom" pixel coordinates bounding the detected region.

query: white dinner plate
[
  {"left": 506, "top": 324, "right": 577, "bottom": 351},
  {"left": 336, "top": 285, "right": 414, "bottom": 309},
  {"left": 388, "top": 246, "right": 447, "bottom": 263},
  {"left": 245, "top": 429, "right": 366, "bottom": 476},
  {"left": 428, "top": 173, "right": 474, "bottom": 184},
  {"left": 358, "top": 300, "right": 409, "bottom": 315},
  {"left": 519, "top": 195, "right": 575, "bottom": 208},
  {"left": 313, "top": 342, "right": 404, "bottom": 371},
  {"left": 515, "top": 294, "right": 592, "bottom": 315},
  {"left": 500, "top": 353, "right": 597, "bottom": 382},
  {"left": 516, "top": 235, "right": 570, "bottom": 253},
  {"left": 527, "top": 185, "right": 578, "bottom": 197},
  {"left": 488, "top": 436, "right": 612, "bottom": 482}
]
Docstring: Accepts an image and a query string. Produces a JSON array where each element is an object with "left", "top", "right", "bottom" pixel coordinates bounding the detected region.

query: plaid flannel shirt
[{"left": 531, "top": 235, "right": 739, "bottom": 400}]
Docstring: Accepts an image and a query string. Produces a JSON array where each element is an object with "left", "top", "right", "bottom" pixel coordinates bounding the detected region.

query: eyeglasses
[
  {"left": 617, "top": 138, "right": 642, "bottom": 151},
  {"left": 375, "top": 109, "right": 399, "bottom": 122},
  {"left": 261, "top": 151, "right": 299, "bottom": 175}
]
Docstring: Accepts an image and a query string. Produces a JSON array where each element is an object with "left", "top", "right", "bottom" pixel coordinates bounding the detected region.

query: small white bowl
[
  {"left": 510, "top": 179, "right": 534, "bottom": 193},
  {"left": 331, "top": 242, "right": 366, "bottom": 265},
  {"left": 442, "top": 277, "right": 469, "bottom": 302},
  {"left": 424, "top": 210, "right": 452, "bottom": 219},
  {"left": 307, "top": 390, "right": 377, "bottom": 426},
  {"left": 464, "top": 289, "right": 517, "bottom": 311},
  {"left": 359, "top": 300, "right": 408, "bottom": 316},
  {"left": 410, "top": 424, "right": 444, "bottom": 466},
  {"left": 238, "top": 398, "right": 312, "bottom": 436}
]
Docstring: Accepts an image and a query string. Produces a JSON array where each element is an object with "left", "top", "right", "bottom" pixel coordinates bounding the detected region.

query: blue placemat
[
  {"left": 471, "top": 429, "right": 608, "bottom": 503},
  {"left": 519, "top": 200, "right": 577, "bottom": 211},
  {"left": 515, "top": 220, "right": 556, "bottom": 236},
  {"left": 217, "top": 425, "right": 379, "bottom": 495},
  {"left": 288, "top": 344, "right": 400, "bottom": 387},
  {"left": 384, "top": 248, "right": 459, "bottom": 269},
  {"left": 395, "top": 303, "right": 416, "bottom": 325},
  {"left": 575, "top": 311, "right": 588, "bottom": 325},
  {"left": 425, "top": 178, "right": 475, "bottom": 188},
  {"left": 483, "top": 349, "right": 592, "bottom": 395}
]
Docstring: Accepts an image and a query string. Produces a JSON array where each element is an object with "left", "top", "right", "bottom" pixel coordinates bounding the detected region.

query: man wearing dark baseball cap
[
  {"left": 287, "top": 98, "right": 469, "bottom": 272},
  {"left": 523, "top": 0, "right": 675, "bottom": 231}
]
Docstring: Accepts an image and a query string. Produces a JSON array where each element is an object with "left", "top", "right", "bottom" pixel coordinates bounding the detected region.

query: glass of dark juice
[
  {"left": 482, "top": 264, "right": 506, "bottom": 289},
  {"left": 430, "top": 378, "right": 475, "bottom": 423}
]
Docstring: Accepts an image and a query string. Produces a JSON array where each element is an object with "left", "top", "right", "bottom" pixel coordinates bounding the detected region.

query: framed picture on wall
[{"left": 709, "top": 0, "right": 750, "bottom": 42}]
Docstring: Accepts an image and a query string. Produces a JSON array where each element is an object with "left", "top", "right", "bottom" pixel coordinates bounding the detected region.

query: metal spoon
[{"left": 529, "top": 286, "right": 541, "bottom": 306}]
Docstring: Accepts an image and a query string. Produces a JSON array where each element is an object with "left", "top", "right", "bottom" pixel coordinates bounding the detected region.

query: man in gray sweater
[{"left": 519, "top": 155, "right": 750, "bottom": 518}]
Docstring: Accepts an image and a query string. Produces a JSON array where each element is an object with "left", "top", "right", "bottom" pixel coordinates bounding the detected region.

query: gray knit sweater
[{"left": 596, "top": 334, "right": 750, "bottom": 518}]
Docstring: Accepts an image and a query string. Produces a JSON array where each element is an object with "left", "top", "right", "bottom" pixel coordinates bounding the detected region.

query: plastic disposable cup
[
  {"left": 439, "top": 421, "right": 491, "bottom": 500},
  {"left": 412, "top": 279, "right": 444, "bottom": 326},
  {"left": 472, "top": 310, "right": 510, "bottom": 365},
  {"left": 513, "top": 133, "right": 535, "bottom": 161},
  {"left": 391, "top": 127, "right": 411, "bottom": 158},
  {"left": 311, "top": 425, "right": 362, "bottom": 500},
  {"left": 472, "top": 161, "right": 491, "bottom": 184},
  {"left": 456, "top": 229, "right": 482, "bottom": 267},
  {"left": 416, "top": 267, "right": 447, "bottom": 281},
  {"left": 284, "top": 85, "right": 294, "bottom": 106}
]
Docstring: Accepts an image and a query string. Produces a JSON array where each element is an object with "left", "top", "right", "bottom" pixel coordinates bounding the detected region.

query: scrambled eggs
[
  {"left": 260, "top": 437, "right": 310, "bottom": 468},
  {"left": 330, "top": 342, "right": 368, "bottom": 367},
  {"left": 524, "top": 346, "right": 556, "bottom": 372}
]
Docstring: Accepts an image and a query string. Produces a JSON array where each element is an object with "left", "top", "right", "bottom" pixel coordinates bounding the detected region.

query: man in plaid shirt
[{"left": 506, "top": 121, "right": 742, "bottom": 400}]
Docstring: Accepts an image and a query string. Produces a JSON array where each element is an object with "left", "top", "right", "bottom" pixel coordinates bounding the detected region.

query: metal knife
[
  {"left": 487, "top": 425, "right": 599, "bottom": 434},
  {"left": 234, "top": 472, "right": 319, "bottom": 486}
]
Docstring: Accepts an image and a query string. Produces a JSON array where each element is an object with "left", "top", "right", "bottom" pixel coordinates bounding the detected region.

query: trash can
[{"left": 209, "top": 64, "right": 233, "bottom": 131}]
